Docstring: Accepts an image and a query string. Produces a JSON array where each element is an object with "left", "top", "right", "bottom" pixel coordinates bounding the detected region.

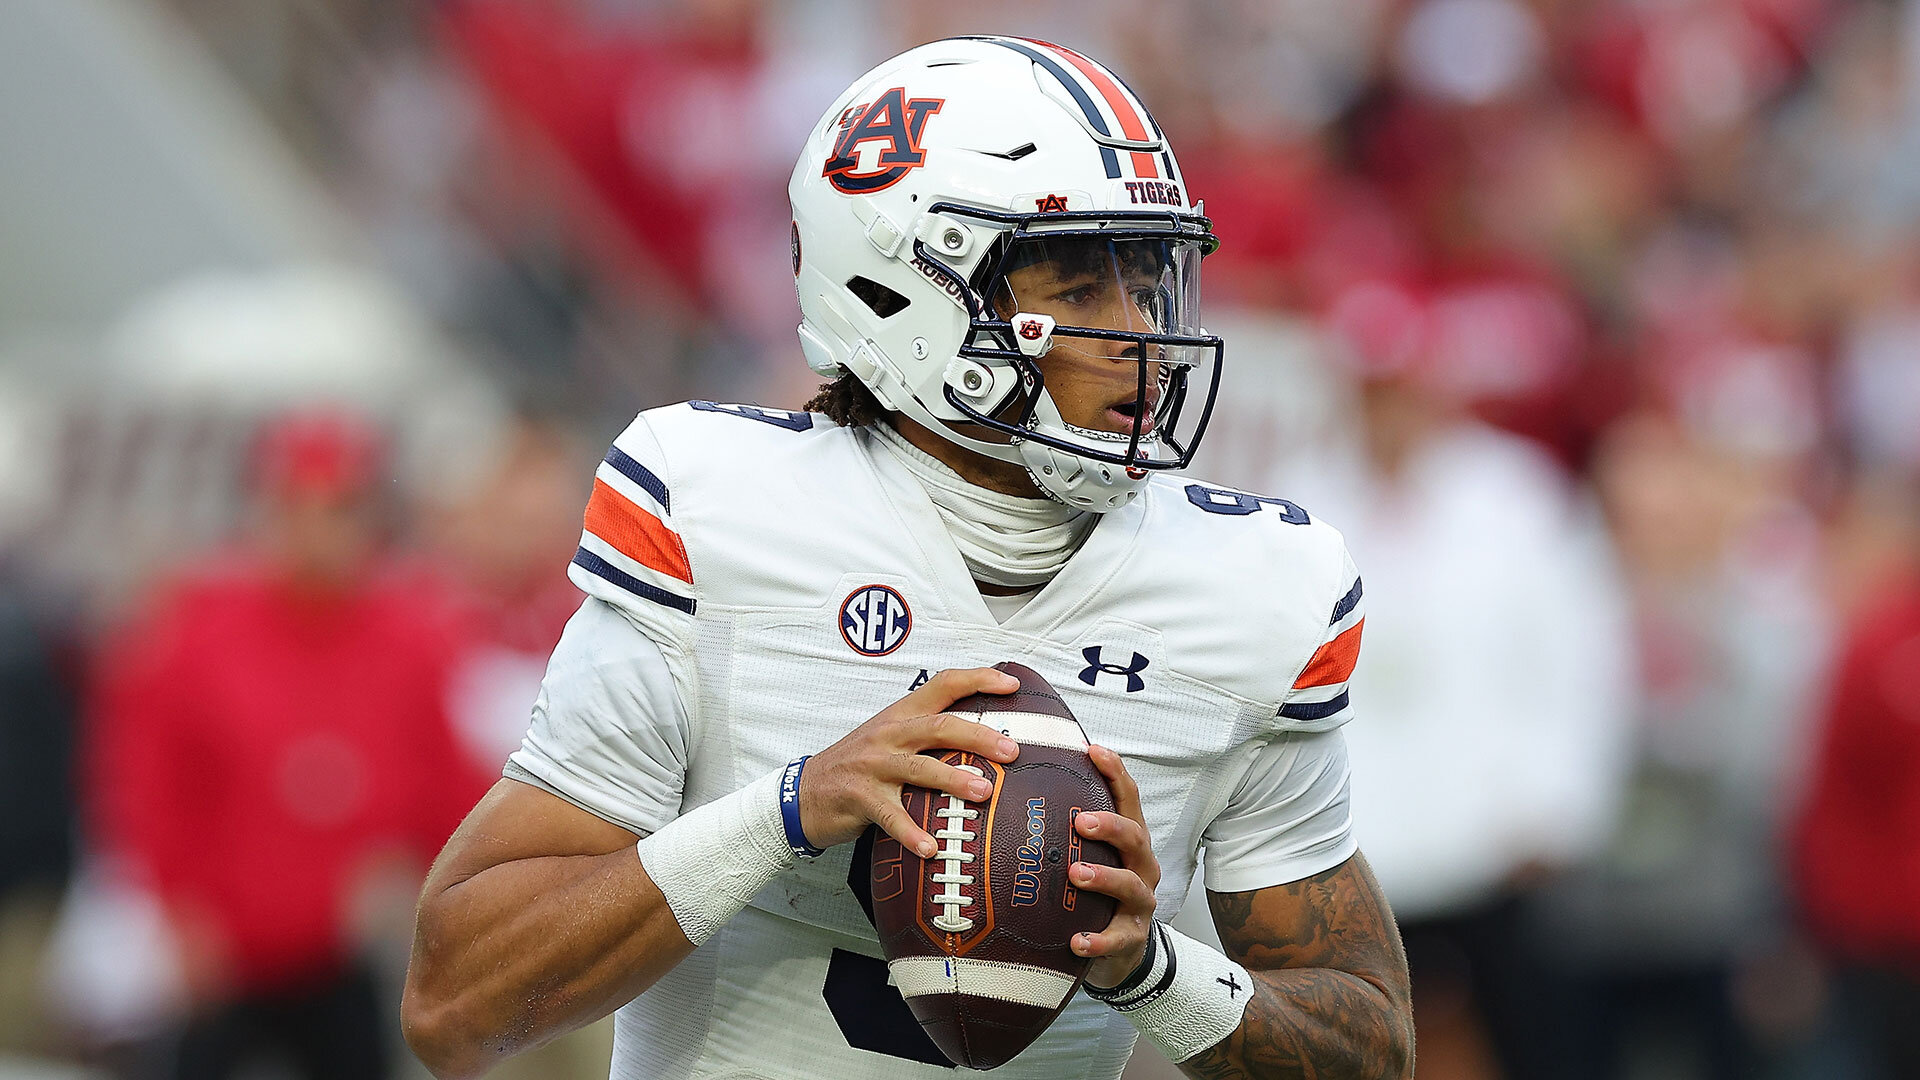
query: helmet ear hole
[{"left": 845, "top": 276, "right": 911, "bottom": 318}]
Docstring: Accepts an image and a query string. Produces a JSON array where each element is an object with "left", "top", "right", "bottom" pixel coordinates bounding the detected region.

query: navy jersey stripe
[
  {"left": 605, "top": 446, "right": 670, "bottom": 513},
  {"left": 1330, "top": 577, "right": 1363, "bottom": 626},
  {"left": 572, "top": 547, "right": 696, "bottom": 615},
  {"left": 974, "top": 37, "right": 1124, "bottom": 179},
  {"left": 1279, "top": 691, "right": 1350, "bottom": 722}
]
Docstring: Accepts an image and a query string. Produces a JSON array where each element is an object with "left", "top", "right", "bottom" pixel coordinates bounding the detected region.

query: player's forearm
[
  {"left": 402, "top": 850, "right": 692, "bottom": 1080},
  {"left": 1177, "top": 968, "right": 1413, "bottom": 1080},
  {"left": 1180, "top": 856, "right": 1413, "bottom": 1080}
]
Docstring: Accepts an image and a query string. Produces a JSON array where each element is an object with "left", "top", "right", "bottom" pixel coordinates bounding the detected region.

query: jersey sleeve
[
  {"left": 1276, "top": 542, "right": 1364, "bottom": 731},
  {"left": 1200, "top": 728, "right": 1356, "bottom": 893},
  {"left": 567, "top": 413, "right": 699, "bottom": 651},
  {"left": 504, "top": 597, "right": 691, "bottom": 836}
]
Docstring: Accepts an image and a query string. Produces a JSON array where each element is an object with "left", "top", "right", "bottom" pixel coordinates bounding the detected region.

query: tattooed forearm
[
  {"left": 1181, "top": 854, "right": 1413, "bottom": 1080},
  {"left": 1177, "top": 967, "right": 1406, "bottom": 1080}
]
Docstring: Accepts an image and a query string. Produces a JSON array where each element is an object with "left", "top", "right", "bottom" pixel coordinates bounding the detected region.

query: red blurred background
[{"left": 2, "top": 1, "right": 1919, "bottom": 1078}]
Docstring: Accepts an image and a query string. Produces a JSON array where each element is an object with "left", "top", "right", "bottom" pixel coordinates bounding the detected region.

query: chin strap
[{"left": 867, "top": 422, "right": 1094, "bottom": 589}]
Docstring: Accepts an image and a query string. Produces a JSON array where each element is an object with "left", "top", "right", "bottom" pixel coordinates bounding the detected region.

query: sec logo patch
[{"left": 841, "top": 585, "right": 912, "bottom": 656}]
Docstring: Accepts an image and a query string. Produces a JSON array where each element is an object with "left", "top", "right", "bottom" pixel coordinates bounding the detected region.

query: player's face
[{"left": 997, "top": 241, "right": 1167, "bottom": 437}]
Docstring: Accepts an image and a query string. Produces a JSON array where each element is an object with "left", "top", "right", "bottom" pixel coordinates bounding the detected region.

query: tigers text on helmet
[{"left": 789, "top": 37, "right": 1223, "bottom": 511}]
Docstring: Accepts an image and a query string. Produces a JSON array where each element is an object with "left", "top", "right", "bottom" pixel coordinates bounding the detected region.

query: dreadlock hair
[{"left": 802, "top": 372, "right": 889, "bottom": 427}]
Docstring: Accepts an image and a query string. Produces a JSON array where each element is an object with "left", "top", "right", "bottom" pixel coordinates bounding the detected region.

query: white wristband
[
  {"left": 1104, "top": 922, "right": 1253, "bottom": 1063},
  {"left": 635, "top": 768, "right": 795, "bottom": 946}
]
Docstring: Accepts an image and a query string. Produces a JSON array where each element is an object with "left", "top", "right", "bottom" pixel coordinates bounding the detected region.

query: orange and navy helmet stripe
[
  {"left": 1022, "top": 39, "right": 1162, "bottom": 179},
  {"left": 969, "top": 37, "right": 1170, "bottom": 183}
]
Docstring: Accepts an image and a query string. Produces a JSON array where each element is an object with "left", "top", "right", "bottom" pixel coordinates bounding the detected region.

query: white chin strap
[
  {"left": 1017, "top": 437, "right": 1148, "bottom": 511},
  {"left": 885, "top": 374, "right": 1155, "bottom": 513},
  {"left": 1015, "top": 390, "right": 1157, "bottom": 512}
]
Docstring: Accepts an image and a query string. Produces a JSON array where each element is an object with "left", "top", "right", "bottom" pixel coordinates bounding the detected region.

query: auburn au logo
[{"left": 823, "top": 87, "right": 944, "bottom": 195}]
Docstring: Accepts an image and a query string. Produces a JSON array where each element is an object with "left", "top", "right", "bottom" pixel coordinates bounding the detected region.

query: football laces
[{"left": 930, "top": 764, "right": 983, "bottom": 933}]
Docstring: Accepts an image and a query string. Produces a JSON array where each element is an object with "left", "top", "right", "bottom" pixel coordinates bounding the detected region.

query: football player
[{"left": 403, "top": 38, "right": 1412, "bottom": 1080}]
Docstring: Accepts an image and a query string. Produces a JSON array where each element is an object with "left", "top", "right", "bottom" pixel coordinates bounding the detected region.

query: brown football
[{"left": 867, "top": 661, "right": 1121, "bottom": 1069}]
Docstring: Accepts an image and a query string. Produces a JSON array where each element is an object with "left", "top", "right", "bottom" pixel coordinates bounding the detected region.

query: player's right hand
[{"left": 798, "top": 667, "right": 1022, "bottom": 858}]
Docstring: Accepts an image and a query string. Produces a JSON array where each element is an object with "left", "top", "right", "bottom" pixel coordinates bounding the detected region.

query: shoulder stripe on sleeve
[
  {"left": 1293, "top": 618, "right": 1365, "bottom": 690},
  {"left": 1330, "top": 577, "right": 1363, "bottom": 626},
  {"left": 583, "top": 479, "right": 692, "bottom": 583},
  {"left": 605, "top": 445, "right": 670, "bottom": 513},
  {"left": 571, "top": 548, "right": 697, "bottom": 615},
  {"left": 1279, "top": 690, "right": 1350, "bottom": 723}
]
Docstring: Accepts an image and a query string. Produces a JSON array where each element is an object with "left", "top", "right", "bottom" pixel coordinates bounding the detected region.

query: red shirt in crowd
[
  {"left": 88, "top": 557, "right": 491, "bottom": 993},
  {"left": 1794, "top": 579, "right": 1920, "bottom": 969}
]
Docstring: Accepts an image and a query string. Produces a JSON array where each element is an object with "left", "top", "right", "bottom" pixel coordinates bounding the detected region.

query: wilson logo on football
[
  {"left": 840, "top": 584, "right": 913, "bottom": 656},
  {"left": 822, "top": 87, "right": 944, "bottom": 195},
  {"left": 1011, "top": 798, "right": 1047, "bottom": 907}
]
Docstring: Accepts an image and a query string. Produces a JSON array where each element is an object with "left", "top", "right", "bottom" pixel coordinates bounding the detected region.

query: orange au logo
[
  {"left": 823, "top": 87, "right": 944, "bottom": 195},
  {"left": 1034, "top": 193, "right": 1070, "bottom": 213}
]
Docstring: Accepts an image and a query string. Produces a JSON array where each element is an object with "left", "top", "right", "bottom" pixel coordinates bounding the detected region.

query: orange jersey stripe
[
  {"left": 1293, "top": 618, "right": 1364, "bottom": 690},
  {"left": 583, "top": 479, "right": 692, "bottom": 584},
  {"left": 1030, "top": 40, "right": 1160, "bottom": 179}
]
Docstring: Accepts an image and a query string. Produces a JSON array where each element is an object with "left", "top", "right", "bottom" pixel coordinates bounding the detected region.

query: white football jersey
[{"left": 509, "top": 402, "right": 1367, "bottom": 1080}]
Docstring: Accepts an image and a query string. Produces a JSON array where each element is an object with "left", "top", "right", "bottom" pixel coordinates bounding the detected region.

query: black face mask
[{"left": 913, "top": 202, "right": 1224, "bottom": 475}]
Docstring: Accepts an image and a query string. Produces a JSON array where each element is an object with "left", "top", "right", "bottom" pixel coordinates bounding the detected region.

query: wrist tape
[
  {"left": 634, "top": 768, "right": 794, "bottom": 946},
  {"left": 1088, "top": 922, "right": 1254, "bottom": 1063}
]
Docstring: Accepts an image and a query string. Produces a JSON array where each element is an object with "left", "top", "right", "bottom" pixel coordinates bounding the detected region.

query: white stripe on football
[
  {"left": 954, "top": 710, "right": 1087, "bottom": 751},
  {"left": 887, "top": 955, "right": 1078, "bottom": 1009}
]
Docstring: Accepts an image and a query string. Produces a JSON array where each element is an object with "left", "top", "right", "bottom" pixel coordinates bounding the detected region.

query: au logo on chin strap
[{"left": 1079, "top": 647, "right": 1149, "bottom": 693}]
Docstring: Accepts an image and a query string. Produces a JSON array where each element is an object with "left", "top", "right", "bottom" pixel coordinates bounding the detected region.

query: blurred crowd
[{"left": 4, "top": 0, "right": 1920, "bottom": 1078}]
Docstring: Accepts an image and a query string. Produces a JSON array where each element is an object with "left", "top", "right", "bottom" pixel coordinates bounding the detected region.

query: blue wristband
[{"left": 779, "top": 756, "right": 825, "bottom": 859}]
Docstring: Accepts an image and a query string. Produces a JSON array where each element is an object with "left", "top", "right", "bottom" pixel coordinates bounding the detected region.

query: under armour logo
[
  {"left": 1218, "top": 974, "right": 1243, "bottom": 998},
  {"left": 1079, "top": 647, "right": 1149, "bottom": 693}
]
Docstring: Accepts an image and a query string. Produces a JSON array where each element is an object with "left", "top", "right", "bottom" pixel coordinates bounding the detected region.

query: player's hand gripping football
[
  {"left": 1073, "top": 746, "right": 1162, "bottom": 988},
  {"left": 799, "top": 667, "right": 1023, "bottom": 857}
]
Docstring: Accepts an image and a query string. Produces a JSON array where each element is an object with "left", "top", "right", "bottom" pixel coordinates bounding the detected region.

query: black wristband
[
  {"left": 1111, "top": 922, "right": 1179, "bottom": 1010},
  {"left": 1083, "top": 919, "right": 1161, "bottom": 1002}
]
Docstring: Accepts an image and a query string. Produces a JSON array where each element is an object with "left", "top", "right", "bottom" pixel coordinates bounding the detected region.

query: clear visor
[{"left": 984, "top": 235, "right": 1212, "bottom": 465}]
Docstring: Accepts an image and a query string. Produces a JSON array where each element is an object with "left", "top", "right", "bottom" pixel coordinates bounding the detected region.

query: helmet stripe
[
  {"left": 1105, "top": 67, "right": 1166, "bottom": 140},
  {"left": 1023, "top": 39, "right": 1160, "bottom": 179},
  {"left": 971, "top": 36, "right": 1122, "bottom": 179}
]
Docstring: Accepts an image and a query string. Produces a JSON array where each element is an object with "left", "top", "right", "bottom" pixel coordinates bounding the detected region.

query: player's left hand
[{"left": 1071, "top": 744, "right": 1161, "bottom": 989}]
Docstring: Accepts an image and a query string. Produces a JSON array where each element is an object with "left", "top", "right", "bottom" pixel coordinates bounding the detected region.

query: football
[{"left": 868, "top": 661, "right": 1122, "bottom": 1069}]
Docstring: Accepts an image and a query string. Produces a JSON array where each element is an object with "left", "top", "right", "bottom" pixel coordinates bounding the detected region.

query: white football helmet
[{"left": 789, "top": 37, "right": 1223, "bottom": 510}]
